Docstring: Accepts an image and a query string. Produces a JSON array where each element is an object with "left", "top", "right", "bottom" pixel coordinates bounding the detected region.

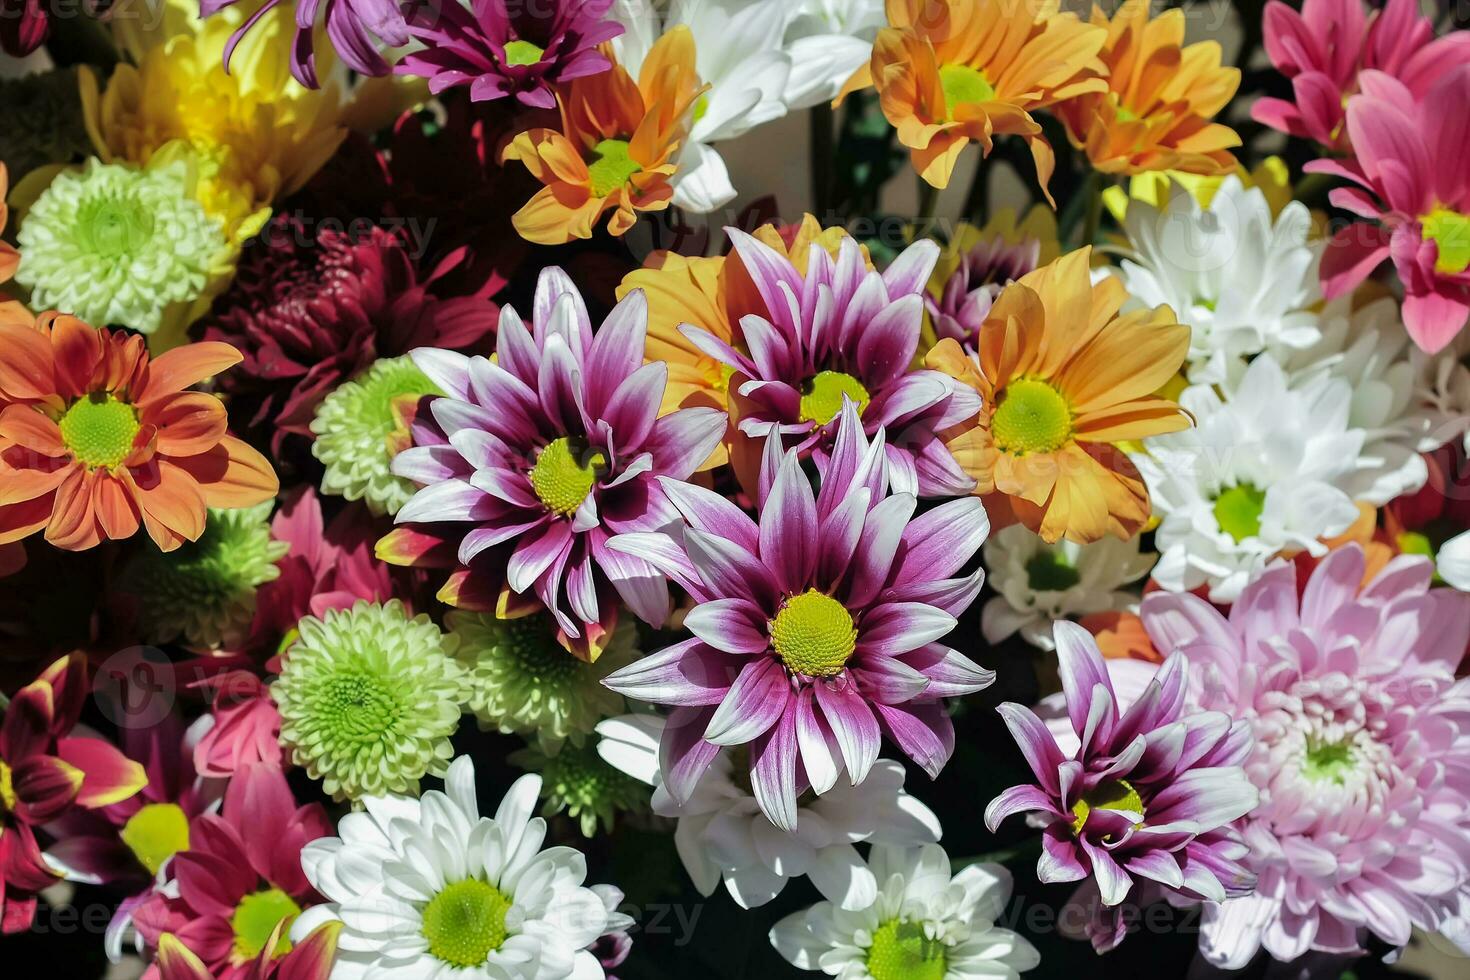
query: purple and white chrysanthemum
[
  {"left": 393, "top": 267, "right": 727, "bottom": 655},
  {"left": 984, "top": 621, "right": 1259, "bottom": 953},
  {"left": 399, "top": 0, "right": 623, "bottom": 108},
  {"left": 683, "top": 230, "right": 981, "bottom": 498},
  {"left": 204, "top": 0, "right": 410, "bottom": 87},
  {"left": 926, "top": 230, "right": 1045, "bottom": 354},
  {"left": 1141, "top": 545, "right": 1470, "bottom": 966},
  {"left": 601, "top": 402, "right": 994, "bottom": 830}
]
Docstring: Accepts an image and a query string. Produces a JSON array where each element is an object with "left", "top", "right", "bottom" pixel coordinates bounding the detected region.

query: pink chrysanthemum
[
  {"left": 1141, "top": 544, "right": 1470, "bottom": 966},
  {"left": 985, "top": 622, "right": 1258, "bottom": 952},
  {"left": 602, "top": 403, "right": 994, "bottom": 830},
  {"left": 682, "top": 230, "right": 980, "bottom": 499}
]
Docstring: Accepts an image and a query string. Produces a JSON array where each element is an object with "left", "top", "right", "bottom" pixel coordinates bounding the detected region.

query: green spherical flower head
[
  {"left": 510, "top": 740, "right": 647, "bottom": 837},
  {"left": 0, "top": 69, "right": 90, "bottom": 179},
  {"left": 15, "top": 158, "right": 225, "bottom": 335},
  {"left": 273, "top": 600, "right": 470, "bottom": 802},
  {"left": 447, "top": 611, "right": 636, "bottom": 753},
  {"left": 126, "top": 502, "right": 287, "bottom": 648},
  {"left": 311, "top": 356, "right": 442, "bottom": 516}
]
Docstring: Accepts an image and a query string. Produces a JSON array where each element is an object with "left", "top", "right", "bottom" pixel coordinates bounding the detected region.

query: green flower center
[
  {"left": 1071, "top": 778, "right": 1144, "bottom": 834},
  {"left": 693, "top": 93, "right": 710, "bottom": 122},
  {"left": 938, "top": 63, "right": 996, "bottom": 118},
  {"left": 1213, "top": 483, "right": 1266, "bottom": 544},
  {"left": 866, "top": 918, "right": 947, "bottom": 980},
  {"left": 120, "top": 802, "right": 190, "bottom": 876},
  {"left": 231, "top": 888, "right": 300, "bottom": 962},
  {"left": 499, "top": 614, "right": 579, "bottom": 682},
  {"left": 317, "top": 669, "right": 404, "bottom": 744},
  {"left": 991, "top": 379, "right": 1072, "bottom": 455},
  {"left": 1113, "top": 97, "right": 1140, "bottom": 124},
  {"left": 530, "top": 437, "right": 606, "bottom": 517},
  {"left": 1302, "top": 740, "right": 1355, "bottom": 784},
  {"left": 58, "top": 392, "right": 140, "bottom": 468},
  {"left": 586, "top": 139, "right": 643, "bottom": 198},
  {"left": 1397, "top": 530, "right": 1433, "bottom": 559},
  {"left": 1421, "top": 206, "right": 1470, "bottom": 276},
  {"left": 75, "top": 192, "right": 154, "bottom": 258},
  {"left": 502, "top": 39, "right": 545, "bottom": 66},
  {"left": 0, "top": 760, "right": 16, "bottom": 814},
  {"left": 1025, "top": 549, "right": 1081, "bottom": 592},
  {"left": 422, "top": 878, "right": 513, "bottom": 968},
  {"left": 799, "top": 370, "right": 870, "bottom": 425},
  {"left": 769, "top": 589, "right": 857, "bottom": 678}
]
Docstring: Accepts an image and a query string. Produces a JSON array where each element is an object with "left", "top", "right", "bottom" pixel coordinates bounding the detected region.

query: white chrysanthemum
[
  {"left": 15, "top": 157, "right": 226, "bottom": 334},
  {"left": 770, "top": 844, "right": 1040, "bottom": 980},
  {"left": 595, "top": 715, "right": 941, "bottom": 911},
  {"left": 1133, "top": 355, "right": 1361, "bottom": 603},
  {"left": 1113, "top": 176, "right": 1321, "bottom": 384},
  {"left": 1414, "top": 329, "right": 1470, "bottom": 455},
  {"left": 980, "top": 525, "right": 1154, "bottom": 650},
  {"left": 293, "top": 757, "right": 633, "bottom": 980}
]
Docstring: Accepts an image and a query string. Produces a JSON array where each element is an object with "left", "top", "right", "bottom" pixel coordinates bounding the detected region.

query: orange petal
[
  {"left": 92, "top": 470, "right": 142, "bottom": 541},
  {"left": 0, "top": 320, "right": 56, "bottom": 401},
  {"left": 0, "top": 454, "right": 71, "bottom": 506},
  {"left": 178, "top": 435, "right": 279, "bottom": 509},
  {"left": 147, "top": 392, "right": 228, "bottom": 458},
  {"left": 0, "top": 404, "right": 67, "bottom": 457},
  {"left": 127, "top": 461, "right": 208, "bottom": 551},
  {"left": 136, "top": 342, "right": 242, "bottom": 405},
  {"left": 46, "top": 315, "right": 103, "bottom": 400},
  {"left": 44, "top": 467, "right": 103, "bottom": 552}
]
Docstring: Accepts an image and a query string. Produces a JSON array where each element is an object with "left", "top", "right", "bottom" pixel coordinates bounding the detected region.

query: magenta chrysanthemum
[
  {"left": 926, "top": 236, "right": 1044, "bottom": 355},
  {"left": 601, "top": 403, "right": 994, "bottom": 830},
  {"left": 985, "top": 621, "right": 1259, "bottom": 952},
  {"left": 1141, "top": 545, "right": 1470, "bottom": 966},
  {"left": 392, "top": 267, "right": 727, "bottom": 655},
  {"left": 203, "top": 0, "right": 409, "bottom": 87},
  {"left": 399, "top": 0, "right": 623, "bottom": 108},
  {"left": 682, "top": 230, "right": 981, "bottom": 498}
]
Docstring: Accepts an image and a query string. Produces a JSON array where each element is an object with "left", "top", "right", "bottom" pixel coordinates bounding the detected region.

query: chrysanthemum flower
[
  {"left": 509, "top": 740, "right": 646, "bottom": 837},
  {"left": 1309, "top": 66, "right": 1470, "bottom": 353},
  {"left": 1053, "top": 2, "right": 1240, "bottom": 177},
  {"left": 271, "top": 599, "right": 470, "bottom": 801},
  {"left": 191, "top": 672, "right": 283, "bottom": 780},
  {"left": 0, "top": 0, "right": 47, "bottom": 56},
  {"left": 985, "top": 622, "right": 1259, "bottom": 953},
  {"left": 924, "top": 207, "right": 1058, "bottom": 355},
  {"left": 771, "top": 844, "right": 1041, "bottom": 979},
  {"left": 310, "top": 355, "right": 440, "bottom": 516},
  {"left": 603, "top": 404, "right": 993, "bottom": 829},
  {"left": 681, "top": 228, "right": 979, "bottom": 498},
  {"left": 133, "top": 763, "right": 332, "bottom": 978},
  {"left": 503, "top": 28, "right": 704, "bottom": 243},
  {"left": 841, "top": 0, "right": 1107, "bottom": 195},
  {"left": 390, "top": 267, "right": 727, "bottom": 656},
  {"left": 927, "top": 248, "right": 1190, "bottom": 544},
  {"left": 400, "top": 0, "right": 623, "bottom": 108},
  {"left": 294, "top": 756, "right": 634, "bottom": 978},
  {"left": 155, "top": 921, "right": 340, "bottom": 980},
  {"left": 1141, "top": 545, "right": 1470, "bottom": 965},
  {"left": 1254, "top": 0, "right": 1470, "bottom": 151},
  {"left": 123, "top": 503, "right": 287, "bottom": 648},
  {"left": 448, "top": 611, "right": 636, "bottom": 753},
  {"left": 0, "top": 315, "right": 278, "bottom": 552},
  {"left": 204, "top": 0, "right": 409, "bottom": 87}
]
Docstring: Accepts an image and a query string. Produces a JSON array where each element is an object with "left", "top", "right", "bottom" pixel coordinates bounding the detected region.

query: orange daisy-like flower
[
  {"left": 504, "top": 28, "right": 704, "bottom": 245},
  {"left": 0, "top": 314, "right": 278, "bottom": 552},
  {"left": 1054, "top": 2, "right": 1241, "bottom": 176},
  {"left": 843, "top": 0, "right": 1108, "bottom": 198},
  {"left": 926, "top": 248, "right": 1190, "bottom": 544}
]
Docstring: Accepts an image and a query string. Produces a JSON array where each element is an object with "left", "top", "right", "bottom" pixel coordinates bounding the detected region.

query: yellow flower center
[
  {"left": 120, "top": 803, "right": 191, "bottom": 876},
  {"left": 422, "top": 878, "right": 513, "bottom": 968},
  {"left": 502, "top": 40, "right": 545, "bottom": 66},
  {"left": 1421, "top": 206, "right": 1470, "bottom": 275},
  {"left": 586, "top": 139, "right": 643, "bottom": 198},
  {"left": 938, "top": 63, "right": 996, "bottom": 118},
  {"left": 530, "top": 437, "right": 606, "bottom": 517},
  {"left": 0, "top": 760, "right": 16, "bottom": 814},
  {"left": 798, "top": 370, "right": 870, "bottom": 425},
  {"left": 230, "top": 888, "right": 300, "bottom": 962},
  {"left": 769, "top": 589, "right": 857, "bottom": 678},
  {"left": 1213, "top": 483, "right": 1266, "bottom": 543},
  {"left": 1070, "top": 778, "right": 1144, "bottom": 834},
  {"left": 866, "top": 918, "right": 947, "bottom": 980},
  {"left": 991, "top": 379, "right": 1072, "bottom": 455},
  {"left": 58, "top": 393, "right": 141, "bottom": 469}
]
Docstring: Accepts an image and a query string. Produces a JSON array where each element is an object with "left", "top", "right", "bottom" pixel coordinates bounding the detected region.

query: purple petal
[
  {"left": 882, "top": 239, "right": 940, "bottom": 299},
  {"left": 684, "top": 598, "right": 770, "bottom": 655},
  {"left": 1037, "top": 824, "right": 1088, "bottom": 883},
  {"left": 602, "top": 361, "right": 666, "bottom": 455},
  {"left": 534, "top": 267, "right": 592, "bottom": 358},
  {"left": 507, "top": 519, "right": 573, "bottom": 594},
  {"left": 760, "top": 452, "right": 819, "bottom": 593},
  {"left": 684, "top": 528, "right": 780, "bottom": 608},
  {"left": 703, "top": 658, "right": 792, "bottom": 745},
  {"left": 586, "top": 289, "right": 648, "bottom": 414},
  {"left": 657, "top": 476, "right": 759, "bottom": 553},
  {"left": 856, "top": 294, "right": 922, "bottom": 392},
  {"left": 889, "top": 497, "right": 990, "bottom": 586},
  {"left": 872, "top": 701, "right": 954, "bottom": 778},
  {"left": 795, "top": 687, "right": 840, "bottom": 795},
  {"left": 410, "top": 347, "right": 472, "bottom": 400},
  {"left": 1054, "top": 622, "right": 1116, "bottom": 742},
  {"left": 995, "top": 702, "right": 1065, "bottom": 794},
  {"left": 643, "top": 408, "right": 728, "bottom": 480},
  {"left": 592, "top": 532, "right": 672, "bottom": 627},
  {"left": 842, "top": 493, "right": 917, "bottom": 608},
  {"left": 602, "top": 639, "right": 731, "bottom": 707},
  {"left": 814, "top": 681, "right": 880, "bottom": 785},
  {"left": 726, "top": 228, "right": 803, "bottom": 335},
  {"left": 396, "top": 479, "right": 494, "bottom": 524},
  {"left": 853, "top": 654, "right": 931, "bottom": 704},
  {"left": 985, "top": 783, "right": 1061, "bottom": 832},
  {"left": 859, "top": 602, "right": 956, "bottom": 657},
  {"left": 898, "top": 644, "right": 994, "bottom": 698},
  {"left": 1081, "top": 840, "right": 1134, "bottom": 906},
  {"left": 604, "top": 531, "right": 710, "bottom": 603},
  {"left": 660, "top": 706, "right": 722, "bottom": 803},
  {"left": 750, "top": 708, "right": 799, "bottom": 832}
]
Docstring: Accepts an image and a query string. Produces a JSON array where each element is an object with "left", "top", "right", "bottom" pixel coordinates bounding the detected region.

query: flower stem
[
  {"left": 810, "top": 103, "right": 834, "bottom": 222},
  {"left": 915, "top": 178, "right": 941, "bottom": 242},
  {"left": 1079, "top": 171, "right": 1104, "bottom": 249}
]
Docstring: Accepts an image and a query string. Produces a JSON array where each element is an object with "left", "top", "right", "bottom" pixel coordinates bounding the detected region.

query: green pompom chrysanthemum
[
  {"left": 15, "top": 157, "right": 226, "bottom": 334},
  {"left": 273, "top": 600, "right": 470, "bottom": 802},
  {"left": 310, "top": 356, "right": 442, "bottom": 516},
  {"left": 510, "top": 740, "right": 648, "bottom": 837},
  {"left": 0, "top": 70, "right": 90, "bottom": 179},
  {"left": 125, "top": 502, "right": 287, "bottom": 648},
  {"left": 447, "top": 611, "right": 636, "bottom": 753}
]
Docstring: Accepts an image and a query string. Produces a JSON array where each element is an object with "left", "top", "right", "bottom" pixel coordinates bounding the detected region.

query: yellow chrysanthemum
[{"left": 1103, "top": 156, "right": 1294, "bottom": 223}]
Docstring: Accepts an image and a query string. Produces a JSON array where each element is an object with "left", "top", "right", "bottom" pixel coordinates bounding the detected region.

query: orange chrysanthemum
[
  {"left": 504, "top": 28, "right": 704, "bottom": 245},
  {"left": 1054, "top": 2, "right": 1241, "bottom": 176},
  {"left": 0, "top": 314, "right": 278, "bottom": 552},
  {"left": 842, "top": 0, "right": 1108, "bottom": 197},
  {"left": 926, "top": 248, "right": 1190, "bottom": 544}
]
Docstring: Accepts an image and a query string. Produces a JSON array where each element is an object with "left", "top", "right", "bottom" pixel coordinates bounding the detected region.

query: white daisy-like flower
[
  {"left": 770, "top": 844, "right": 1040, "bottom": 980},
  {"left": 292, "top": 756, "right": 632, "bottom": 980},
  {"left": 1414, "top": 329, "right": 1470, "bottom": 455},
  {"left": 1438, "top": 531, "right": 1470, "bottom": 593},
  {"left": 1112, "top": 176, "right": 1322, "bottom": 384},
  {"left": 1132, "top": 354, "right": 1362, "bottom": 603},
  {"left": 783, "top": 0, "right": 886, "bottom": 106},
  {"left": 980, "top": 525, "right": 1154, "bottom": 651},
  {"left": 595, "top": 715, "right": 941, "bottom": 911}
]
